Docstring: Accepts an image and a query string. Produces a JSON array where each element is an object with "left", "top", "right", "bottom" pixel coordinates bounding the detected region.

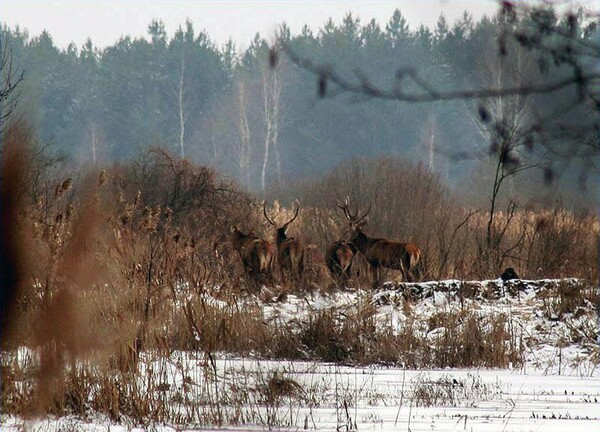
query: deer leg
[
  {"left": 370, "top": 263, "right": 381, "bottom": 288},
  {"left": 412, "top": 260, "right": 421, "bottom": 282},
  {"left": 242, "top": 261, "right": 252, "bottom": 281},
  {"left": 397, "top": 256, "right": 411, "bottom": 282},
  {"left": 406, "top": 263, "right": 418, "bottom": 282},
  {"left": 344, "top": 262, "right": 352, "bottom": 283},
  {"left": 298, "top": 255, "right": 304, "bottom": 283},
  {"left": 399, "top": 265, "right": 409, "bottom": 282}
]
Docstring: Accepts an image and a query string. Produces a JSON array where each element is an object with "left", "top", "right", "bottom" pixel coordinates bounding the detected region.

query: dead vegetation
[{"left": 1, "top": 126, "right": 597, "bottom": 425}]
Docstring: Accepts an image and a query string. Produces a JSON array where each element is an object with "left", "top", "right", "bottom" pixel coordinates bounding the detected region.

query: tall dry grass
[
  {"left": 279, "top": 157, "right": 598, "bottom": 282},
  {"left": 1, "top": 127, "right": 597, "bottom": 425}
]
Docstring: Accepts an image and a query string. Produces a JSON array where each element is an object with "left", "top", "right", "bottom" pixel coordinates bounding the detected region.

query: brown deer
[
  {"left": 336, "top": 197, "right": 421, "bottom": 287},
  {"left": 263, "top": 200, "right": 304, "bottom": 283},
  {"left": 229, "top": 226, "right": 275, "bottom": 283},
  {"left": 325, "top": 241, "right": 356, "bottom": 284}
]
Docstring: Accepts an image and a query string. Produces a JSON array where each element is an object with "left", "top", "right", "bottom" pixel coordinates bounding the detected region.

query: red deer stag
[
  {"left": 263, "top": 200, "right": 304, "bottom": 283},
  {"left": 336, "top": 197, "right": 421, "bottom": 287},
  {"left": 326, "top": 241, "right": 356, "bottom": 285},
  {"left": 229, "top": 226, "right": 275, "bottom": 284}
]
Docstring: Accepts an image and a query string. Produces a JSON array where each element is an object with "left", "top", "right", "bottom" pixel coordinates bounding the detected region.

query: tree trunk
[
  {"left": 178, "top": 52, "right": 186, "bottom": 159},
  {"left": 261, "top": 64, "right": 282, "bottom": 194},
  {"left": 237, "top": 81, "right": 251, "bottom": 185}
]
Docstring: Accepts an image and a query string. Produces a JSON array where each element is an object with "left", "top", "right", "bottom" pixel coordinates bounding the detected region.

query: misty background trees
[{"left": 1, "top": 6, "right": 597, "bottom": 207}]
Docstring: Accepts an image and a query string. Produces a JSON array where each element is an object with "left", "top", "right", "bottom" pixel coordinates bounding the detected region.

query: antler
[
  {"left": 282, "top": 199, "right": 300, "bottom": 230},
  {"left": 356, "top": 202, "right": 371, "bottom": 226},
  {"left": 336, "top": 196, "right": 354, "bottom": 221},
  {"left": 336, "top": 196, "right": 371, "bottom": 226},
  {"left": 263, "top": 201, "right": 276, "bottom": 226}
]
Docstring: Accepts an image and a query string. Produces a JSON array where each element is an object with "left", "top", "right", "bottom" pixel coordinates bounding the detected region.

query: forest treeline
[{"left": 1, "top": 7, "right": 598, "bottom": 205}]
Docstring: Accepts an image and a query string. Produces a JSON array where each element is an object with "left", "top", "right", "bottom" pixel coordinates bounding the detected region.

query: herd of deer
[{"left": 227, "top": 197, "right": 421, "bottom": 288}]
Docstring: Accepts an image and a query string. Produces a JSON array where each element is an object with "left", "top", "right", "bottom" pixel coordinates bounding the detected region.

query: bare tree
[
  {"left": 84, "top": 121, "right": 103, "bottom": 165},
  {"left": 178, "top": 51, "right": 187, "bottom": 158},
  {"left": 471, "top": 30, "right": 540, "bottom": 250},
  {"left": 421, "top": 114, "right": 437, "bottom": 172},
  {"left": 237, "top": 81, "right": 252, "bottom": 185},
  {"left": 1, "top": 40, "right": 24, "bottom": 129},
  {"left": 261, "top": 56, "right": 283, "bottom": 194}
]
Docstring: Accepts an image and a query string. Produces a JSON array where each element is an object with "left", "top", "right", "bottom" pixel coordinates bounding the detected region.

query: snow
[
  {"left": 264, "top": 278, "right": 596, "bottom": 374},
  {"left": 3, "top": 362, "right": 599, "bottom": 431},
  {"left": 2, "top": 278, "right": 598, "bottom": 431}
]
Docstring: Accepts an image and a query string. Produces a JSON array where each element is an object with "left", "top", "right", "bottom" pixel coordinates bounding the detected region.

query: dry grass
[
  {"left": 412, "top": 373, "right": 501, "bottom": 407},
  {"left": 1, "top": 127, "right": 597, "bottom": 425},
  {"left": 283, "top": 157, "right": 598, "bottom": 283}
]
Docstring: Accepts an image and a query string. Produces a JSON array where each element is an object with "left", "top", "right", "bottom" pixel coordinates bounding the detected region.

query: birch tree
[
  {"left": 237, "top": 81, "right": 251, "bottom": 185},
  {"left": 260, "top": 58, "right": 283, "bottom": 194},
  {"left": 85, "top": 121, "right": 102, "bottom": 165},
  {"left": 178, "top": 51, "right": 187, "bottom": 158}
]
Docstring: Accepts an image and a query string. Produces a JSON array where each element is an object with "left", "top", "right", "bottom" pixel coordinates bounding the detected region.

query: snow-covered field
[
  {"left": 3, "top": 361, "right": 599, "bottom": 432},
  {"left": 2, "top": 279, "right": 598, "bottom": 431}
]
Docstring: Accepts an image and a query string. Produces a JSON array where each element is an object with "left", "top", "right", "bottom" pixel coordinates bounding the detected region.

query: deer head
[{"left": 263, "top": 200, "right": 300, "bottom": 244}]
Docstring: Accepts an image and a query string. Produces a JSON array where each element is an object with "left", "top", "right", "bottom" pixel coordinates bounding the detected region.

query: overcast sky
[
  {"left": 1, "top": 1, "right": 505, "bottom": 50},
  {"left": 3, "top": 1, "right": 597, "bottom": 51}
]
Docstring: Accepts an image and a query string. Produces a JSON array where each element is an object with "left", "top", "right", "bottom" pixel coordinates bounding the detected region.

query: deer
[
  {"left": 325, "top": 240, "right": 356, "bottom": 285},
  {"left": 263, "top": 200, "right": 304, "bottom": 283},
  {"left": 336, "top": 197, "right": 421, "bottom": 287},
  {"left": 228, "top": 226, "right": 275, "bottom": 283}
]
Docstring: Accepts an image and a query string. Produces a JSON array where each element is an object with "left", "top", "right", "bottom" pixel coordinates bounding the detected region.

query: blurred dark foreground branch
[
  {"left": 279, "top": 1, "right": 599, "bottom": 105},
  {"left": 0, "top": 124, "right": 28, "bottom": 340},
  {"left": 275, "top": 1, "right": 599, "bottom": 187},
  {"left": 280, "top": 41, "right": 600, "bottom": 103}
]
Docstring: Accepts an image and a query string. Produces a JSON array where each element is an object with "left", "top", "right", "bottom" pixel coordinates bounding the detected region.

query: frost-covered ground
[
  {"left": 262, "top": 278, "right": 597, "bottom": 374},
  {"left": 3, "top": 362, "right": 599, "bottom": 432},
  {"left": 3, "top": 279, "right": 598, "bottom": 431}
]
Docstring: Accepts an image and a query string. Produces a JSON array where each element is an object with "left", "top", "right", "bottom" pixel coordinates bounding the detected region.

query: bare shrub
[
  {"left": 425, "top": 310, "right": 523, "bottom": 368},
  {"left": 538, "top": 280, "right": 597, "bottom": 322},
  {"left": 0, "top": 123, "right": 29, "bottom": 342},
  {"left": 300, "top": 310, "right": 351, "bottom": 362},
  {"left": 412, "top": 373, "right": 501, "bottom": 407},
  {"left": 525, "top": 209, "right": 599, "bottom": 280}
]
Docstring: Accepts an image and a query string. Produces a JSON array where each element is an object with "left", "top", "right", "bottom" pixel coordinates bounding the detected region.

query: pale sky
[
  {"left": 0, "top": 1, "right": 504, "bottom": 50},
  {"left": 3, "top": 1, "right": 598, "bottom": 51}
]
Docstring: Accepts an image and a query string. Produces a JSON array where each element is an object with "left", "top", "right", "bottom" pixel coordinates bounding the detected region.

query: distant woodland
[{"left": 1, "top": 7, "right": 598, "bottom": 206}]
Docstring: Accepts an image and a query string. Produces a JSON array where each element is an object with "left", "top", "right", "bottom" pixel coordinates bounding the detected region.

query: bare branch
[
  {"left": 280, "top": 42, "right": 599, "bottom": 103},
  {"left": 1, "top": 41, "right": 25, "bottom": 125}
]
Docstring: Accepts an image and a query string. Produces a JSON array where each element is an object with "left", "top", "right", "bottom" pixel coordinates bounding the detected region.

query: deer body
[
  {"left": 326, "top": 241, "right": 356, "bottom": 283},
  {"left": 277, "top": 235, "right": 304, "bottom": 280},
  {"left": 230, "top": 228, "right": 275, "bottom": 280},
  {"left": 264, "top": 201, "right": 304, "bottom": 283},
  {"left": 351, "top": 227, "right": 421, "bottom": 284},
  {"left": 337, "top": 197, "right": 421, "bottom": 287}
]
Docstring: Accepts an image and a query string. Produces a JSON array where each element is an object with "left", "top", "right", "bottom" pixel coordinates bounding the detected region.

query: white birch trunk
[
  {"left": 238, "top": 81, "right": 251, "bottom": 185},
  {"left": 178, "top": 52, "right": 186, "bottom": 159},
  {"left": 261, "top": 63, "right": 283, "bottom": 194}
]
